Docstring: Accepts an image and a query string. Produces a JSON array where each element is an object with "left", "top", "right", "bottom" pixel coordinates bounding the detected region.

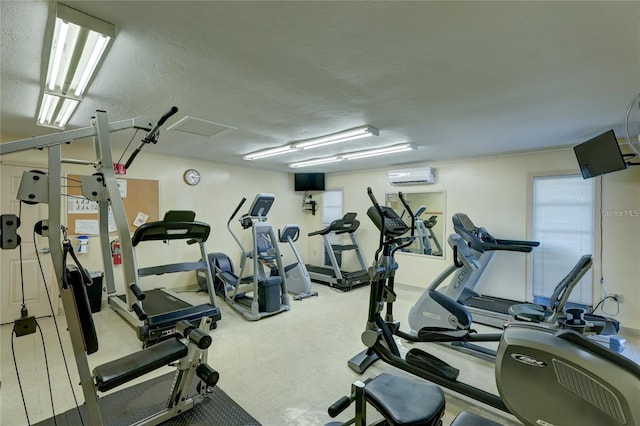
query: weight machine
[{"left": 0, "top": 109, "right": 221, "bottom": 424}]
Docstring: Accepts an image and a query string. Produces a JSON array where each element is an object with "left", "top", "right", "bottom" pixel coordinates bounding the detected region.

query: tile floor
[{"left": 1, "top": 282, "right": 638, "bottom": 425}]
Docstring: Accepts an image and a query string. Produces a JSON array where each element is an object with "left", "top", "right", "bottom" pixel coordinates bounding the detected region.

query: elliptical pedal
[
  {"left": 406, "top": 348, "right": 460, "bottom": 381},
  {"left": 417, "top": 327, "right": 470, "bottom": 341}
]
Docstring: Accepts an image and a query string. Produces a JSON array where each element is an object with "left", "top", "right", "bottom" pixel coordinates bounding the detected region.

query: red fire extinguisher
[{"left": 111, "top": 240, "right": 122, "bottom": 265}]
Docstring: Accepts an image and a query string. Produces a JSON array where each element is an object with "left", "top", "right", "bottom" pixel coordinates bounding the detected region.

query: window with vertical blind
[
  {"left": 321, "top": 189, "right": 343, "bottom": 266},
  {"left": 531, "top": 174, "right": 595, "bottom": 307}
]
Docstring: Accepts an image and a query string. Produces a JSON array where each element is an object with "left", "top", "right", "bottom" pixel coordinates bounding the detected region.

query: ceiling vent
[
  {"left": 167, "top": 116, "right": 236, "bottom": 137},
  {"left": 388, "top": 167, "right": 435, "bottom": 185}
]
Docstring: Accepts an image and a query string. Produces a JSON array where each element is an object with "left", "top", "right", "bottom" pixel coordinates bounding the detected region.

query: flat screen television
[
  {"left": 294, "top": 173, "right": 325, "bottom": 191},
  {"left": 573, "top": 130, "right": 627, "bottom": 179}
]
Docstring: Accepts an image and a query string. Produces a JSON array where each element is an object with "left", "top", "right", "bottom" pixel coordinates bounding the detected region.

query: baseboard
[{"left": 620, "top": 326, "right": 640, "bottom": 337}]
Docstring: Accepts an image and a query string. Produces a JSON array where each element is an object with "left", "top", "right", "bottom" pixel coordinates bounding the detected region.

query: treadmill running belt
[
  {"left": 118, "top": 289, "right": 191, "bottom": 316},
  {"left": 465, "top": 296, "right": 515, "bottom": 315}
]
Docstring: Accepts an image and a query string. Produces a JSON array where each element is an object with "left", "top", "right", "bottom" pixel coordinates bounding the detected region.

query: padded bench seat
[
  {"left": 365, "top": 373, "right": 445, "bottom": 426},
  {"left": 94, "top": 338, "right": 188, "bottom": 392}
]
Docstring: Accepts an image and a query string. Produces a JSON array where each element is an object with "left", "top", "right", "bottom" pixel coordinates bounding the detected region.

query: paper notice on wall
[
  {"left": 75, "top": 220, "right": 100, "bottom": 235},
  {"left": 108, "top": 209, "right": 117, "bottom": 233},
  {"left": 133, "top": 212, "right": 149, "bottom": 227},
  {"left": 68, "top": 198, "right": 99, "bottom": 214},
  {"left": 116, "top": 179, "right": 127, "bottom": 198}
]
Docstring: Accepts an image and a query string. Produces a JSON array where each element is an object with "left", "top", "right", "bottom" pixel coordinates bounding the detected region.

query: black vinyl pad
[
  {"left": 365, "top": 373, "right": 446, "bottom": 426},
  {"left": 93, "top": 338, "right": 188, "bottom": 392}
]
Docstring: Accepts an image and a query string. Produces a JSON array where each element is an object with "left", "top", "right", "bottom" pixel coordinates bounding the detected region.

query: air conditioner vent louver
[{"left": 388, "top": 167, "right": 435, "bottom": 185}]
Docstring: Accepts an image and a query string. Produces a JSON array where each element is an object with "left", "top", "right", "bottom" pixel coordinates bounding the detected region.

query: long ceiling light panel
[
  {"left": 37, "top": 3, "right": 114, "bottom": 129},
  {"left": 288, "top": 156, "right": 343, "bottom": 168},
  {"left": 342, "top": 143, "right": 417, "bottom": 160},
  {"left": 288, "top": 143, "right": 417, "bottom": 168},
  {"left": 242, "top": 125, "right": 379, "bottom": 161},
  {"left": 243, "top": 145, "right": 296, "bottom": 160},
  {"left": 292, "top": 125, "right": 379, "bottom": 150}
]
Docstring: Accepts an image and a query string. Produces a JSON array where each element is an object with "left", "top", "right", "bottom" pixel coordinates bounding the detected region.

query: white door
[{"left": 0, "top": 164, "right": 55, "bottom": 324}]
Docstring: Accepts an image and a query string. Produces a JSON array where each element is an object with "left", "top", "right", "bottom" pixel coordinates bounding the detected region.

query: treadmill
[
  {"left": 444, "top": 213, "right": 539, "bottom": 327},
  {"left": 306, "top": 213, "right": 369, "bottom": 291},
  {"left": 108, "top": 210, "right": 221, "bottom": 346},
  {"left": 446, "top": 213, "right": 621, "bottom": 338}
]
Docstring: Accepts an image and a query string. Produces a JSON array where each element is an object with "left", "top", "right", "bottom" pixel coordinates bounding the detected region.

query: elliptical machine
[
  {"left": 277, "top": 224, "right": 318, "bottom": 300},
  {"left": 348, "top": 188, "right": 506, "bottom": 412},
  {"left": 347, "top": 188, "right": 640, "bottom": 423},
  {"left": 412, "top": 206, "right": 442, "bottom": 256},
  {"left": 209, "top": 194, "right": 290, "bottom": 321}
]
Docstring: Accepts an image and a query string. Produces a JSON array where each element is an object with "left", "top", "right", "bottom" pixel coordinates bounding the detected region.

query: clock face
[{"left": 183, "top": 169, "right": 201, "bottom": 186}]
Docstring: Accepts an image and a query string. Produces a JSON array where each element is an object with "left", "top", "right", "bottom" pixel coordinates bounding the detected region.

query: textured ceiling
[{"left": 1, "top": 1, "right": 639, "bottom": 173}]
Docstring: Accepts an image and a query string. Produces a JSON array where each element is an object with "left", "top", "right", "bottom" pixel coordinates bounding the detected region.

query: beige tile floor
[{"left": 1, "top": 282, "right": 638, "bottom": 425}]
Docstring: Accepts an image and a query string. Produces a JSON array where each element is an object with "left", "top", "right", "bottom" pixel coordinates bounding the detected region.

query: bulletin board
[{"left": 66, "top": 174, "right": 159, "bottom": 235}]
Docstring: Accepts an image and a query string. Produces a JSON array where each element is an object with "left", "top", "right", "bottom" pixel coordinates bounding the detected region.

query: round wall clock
[{"left": 183, "top": 169, "right": 201, "bottom": 186}]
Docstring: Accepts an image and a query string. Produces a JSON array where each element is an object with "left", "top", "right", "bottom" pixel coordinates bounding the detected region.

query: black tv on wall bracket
[
  {"left": 573, "top": 130, "right": 637, "bottom": 179},
  {"left": 294, "top": 173, "right": 325, "bottom": 191}
]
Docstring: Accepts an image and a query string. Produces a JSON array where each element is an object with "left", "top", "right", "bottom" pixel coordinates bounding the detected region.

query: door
[{"left": 0, "top": 164, "right": 55, "bottom": 324}]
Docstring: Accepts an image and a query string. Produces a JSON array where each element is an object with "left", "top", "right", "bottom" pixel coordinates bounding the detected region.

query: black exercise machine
[
  {"left": 108, "top": 210, "right": 221, "bottom": 346},
  {"left": 0, "top": 109, "right": 222, "bottom": 425}
]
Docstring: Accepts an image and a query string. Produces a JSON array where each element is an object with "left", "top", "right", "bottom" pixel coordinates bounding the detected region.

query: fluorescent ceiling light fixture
[
  {"left": 342, "top": 143, "right": 417, "bottom": 160},
  {"left": 56, "top": 98, "right": 80, "bottom": 128},
  {"left": 293, "top": 125, "right": 379, "bottom": 150},
  {"left": 243, "top": 145, "right": 296, "bottom": 160},
  {"left": 242, "top": 125, "right": 379, "bottom": 161},
  {"left": 37, "top": 3, "right": 114, "bottom": 129},
  {"left": 288, "top": 143, "right": 417, "bottom": 168},
  {"left": 288, "top": 156, "right": 343, "bottom": 168}
]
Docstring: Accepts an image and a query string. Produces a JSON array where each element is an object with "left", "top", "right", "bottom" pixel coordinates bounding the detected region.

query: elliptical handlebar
[
  {"left": 124, "top": 106, "right": 179, "bottom": 169},
  {"left": 228, "top": 197, "right": 247, "bottom": 226},
  {"left": 227, "top": 197, "right": 248, "bottom": 253},
  {"left": 367, "top": 188, "right": 417, "bottom": 259},
  {"left": 367, "top": 187, "right": 385, "bottom": 262},
  {"left": 395, "top": 191, "right": 415, "bottom": 253}
]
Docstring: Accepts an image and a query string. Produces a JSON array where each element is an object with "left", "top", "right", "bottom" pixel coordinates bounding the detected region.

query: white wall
[
  {"left": 327, "top": 148, "right": 640, "bottom": 332},
  {"left": 2, "top": 138, "right": 638, "bottom": 332},
  {"left": 0, "top": 141, "right": 309, "bottom": 296}
]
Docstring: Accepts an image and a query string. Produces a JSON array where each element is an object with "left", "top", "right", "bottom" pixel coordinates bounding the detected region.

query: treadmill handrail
[
  {"left": 452, "top": 213, "right": 539, "bottom": 252},
  {"left": 481, "top": 242, "right": 533, "bottom": 253},
  {"left": 308, "top": 212, "right": 360, "bottom": 236},
  {"left": 494, "top": 238, "right": 540, "bottom": 247},
  {"left": 132, "top": 221, "right": 210, "bottom": 245}
]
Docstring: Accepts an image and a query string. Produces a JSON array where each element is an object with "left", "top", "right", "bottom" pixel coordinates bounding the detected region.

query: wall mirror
[{"left": 385, "top": 191, "right": 446, "bottom": 258}]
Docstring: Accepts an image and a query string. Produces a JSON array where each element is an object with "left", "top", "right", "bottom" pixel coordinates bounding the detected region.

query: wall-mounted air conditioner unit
[{"left": 388, "top": 167, "right": 435, "bottom": 185}]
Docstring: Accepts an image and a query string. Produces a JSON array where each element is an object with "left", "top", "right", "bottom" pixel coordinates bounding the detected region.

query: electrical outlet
[{"left": 609, "top": 293, "right": 624, "bottom": 303}]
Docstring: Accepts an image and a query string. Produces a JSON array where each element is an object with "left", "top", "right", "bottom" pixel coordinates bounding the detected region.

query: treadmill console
[{"left": 367, "top": 206, "right": 410, "bottom": 237}]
